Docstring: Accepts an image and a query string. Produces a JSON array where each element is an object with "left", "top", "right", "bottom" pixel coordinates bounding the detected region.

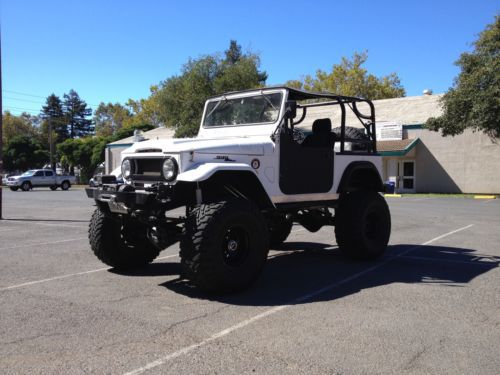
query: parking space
[{"left": 0, "top": 189, "right": 499, "bottom": 374}]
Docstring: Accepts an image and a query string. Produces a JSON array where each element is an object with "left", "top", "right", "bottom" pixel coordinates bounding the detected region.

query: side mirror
[{"left": 285, "top": 100, "right": 297, "bottom": 119}]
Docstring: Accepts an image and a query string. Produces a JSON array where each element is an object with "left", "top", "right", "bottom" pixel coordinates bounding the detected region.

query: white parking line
[
  {"left": 123, "top": 223, "right": 474, "bottom": 375},
  {"left": 1, "top": 220, "right": 88, "bottom": 229},
  {"left": 481, "top": 198, "right": 496, "bottom": 204},
  {"left": 0, "top": 254, "right": 179, "bottom": 291},
  {"left": 0, "top": 237, "right": 88, "bottom": 251},
  {"left": 0, "top": 228, "right": 16, "bottom": 233},
  {"left": 397, "top": 254, "right": 497, "bottom": 266}
]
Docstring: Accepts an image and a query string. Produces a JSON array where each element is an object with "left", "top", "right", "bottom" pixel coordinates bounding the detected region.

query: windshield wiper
[
  {"left": 261, "top": 93, "right": 278, "bottom": 111},
  {"left": 205, "top": 96, "right": 228, "bottom": 120}
]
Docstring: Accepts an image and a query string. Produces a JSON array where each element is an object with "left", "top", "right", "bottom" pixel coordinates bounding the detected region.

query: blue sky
[{"left": 1, "top": 0, "right": 498, "bottom": 116}]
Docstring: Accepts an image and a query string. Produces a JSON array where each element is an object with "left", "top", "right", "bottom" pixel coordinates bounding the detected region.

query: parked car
[
  {"left": 2, "top": 174, "right": 16, "bottom": 186},
  {"left": 89, "top": 166, "right": 123, "bottom": 187},
  {"left": 6, "top": 169, "right": 77, "bottom": 191}
]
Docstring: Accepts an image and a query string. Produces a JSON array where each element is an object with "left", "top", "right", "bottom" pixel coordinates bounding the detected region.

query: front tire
[
  {"left": 335, "top": 191, "right": 391, "bottom": 260},
  {"left": 50, "top": 186, "right": 57, "bottom": 191},
  {"left": 88, "top": 207, "right": 160, "bottom": 269},
  {"left": 10, "top": 187, "right": 19, "bottom": 191},
  {"left": 180, "top": 200, "right": 269, "bottom": 293},
  {"left": 21, "top": 182, "right": 31, "bottom": 191}
]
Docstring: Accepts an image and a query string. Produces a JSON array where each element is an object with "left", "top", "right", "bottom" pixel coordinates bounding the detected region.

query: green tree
[
  {"left": 426, "top": 16, "right": 500, "bottom": 137},
  {"left": 63, "top": 89, "right": 93, "bottom": 138},
  {"left": 286, "top": 51, "right": 405, "bottom": 99},
  {"left": 2, "top": 111, "right": 38, "bottom": 144},
  {"left": 94, "top": 102, "right": 132, "bottom": 136},
  {"left": 57, "top": 137, "right": 102, "bottom": 181},
  {"left": 41, "top": 94, "right": 66, "bottom": 143},
  {"left": 156, "top": 40, "right": 267, "bottom": 137},
  {"left": 125, "top": 85, "right": 164, "bottom": 128},
  {"left": 3, "top": 135, "right": 49, "bottom": 171}
]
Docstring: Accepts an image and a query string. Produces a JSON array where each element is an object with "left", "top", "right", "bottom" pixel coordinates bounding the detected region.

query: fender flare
[
  {"left": 337, "top": 161, "right": 384, "bottom": 193},
  {"left": 177, "top": 162, "right": 256, "bottom": 182}
]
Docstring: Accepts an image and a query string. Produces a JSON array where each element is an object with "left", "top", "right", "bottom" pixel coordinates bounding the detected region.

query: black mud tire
[
  {"left": 21, "top": 181, "right": 31, "bottom": 191},
  {"left": 333, "top": 126, "right": 370, "bottom": 150},
  {"left": 61, "top": 181, "right": 70, "bottom": 190},
  {"left": 50, "top": 186, "right": 57, "bottom": 191},
  {"left": 335, "top": 191, "right": 391, "bottom": 260},
  {"left": 88, "top": 207, "right": 160, "bottom": 269},
  {"left": 269, "top": 216, "right": 293, "bottom": 248},
  {"left": 180, "top": 200, "right": 269, "bottom": 294},
  {"left": 10, "top": 187, "right": 19, "bottom": 191}
]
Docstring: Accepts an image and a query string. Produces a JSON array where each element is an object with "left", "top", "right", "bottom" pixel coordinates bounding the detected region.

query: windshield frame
[
  {"left": 21, "top": 170, "right": 36, "bottom": 176},
  {"left": 201, "top": 89, "right": 286, "bottom": 129}
]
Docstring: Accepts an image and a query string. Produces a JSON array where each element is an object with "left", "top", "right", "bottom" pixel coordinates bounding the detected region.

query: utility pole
[
  {"left": 0, "top": 34, "right": 3, "bottom": 219},
  {"left": 48, "top": 116, "right": 55, "bottom": 171}
]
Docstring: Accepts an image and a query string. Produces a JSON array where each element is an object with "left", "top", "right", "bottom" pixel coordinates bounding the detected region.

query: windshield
[
  {"left": 203, "top": 92, "right": 282, "bottom": 127},
  {"left": 22, "top": 170, "right": 35, "bottom": 176}
]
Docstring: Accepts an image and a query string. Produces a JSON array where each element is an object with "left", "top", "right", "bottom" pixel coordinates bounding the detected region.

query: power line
[
  {"left": 2, "top": 89, "right": 46, "bottom": 99},
  {"left": 3, "top": 105, "right": 40, "bottom": 112},
  {"left": 4, "top": 96, "right": 45, "bottom": 105},
  {"left": 3, "top": 90, "right": 101, "bottom": 107}
]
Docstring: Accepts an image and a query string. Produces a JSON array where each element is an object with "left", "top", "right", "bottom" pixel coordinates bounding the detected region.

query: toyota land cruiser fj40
[{"left": 86, "top": 87, "right": 391, "bottom": 293}]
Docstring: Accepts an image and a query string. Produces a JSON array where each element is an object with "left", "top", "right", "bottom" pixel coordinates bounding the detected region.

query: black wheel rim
[{"left": 222, "top": 226, "right": 250, "bottom": 267}]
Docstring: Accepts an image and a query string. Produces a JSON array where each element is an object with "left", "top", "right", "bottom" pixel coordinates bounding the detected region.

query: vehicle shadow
[{"left": 158, "top": 242, "right": 499, "bottom": 306}]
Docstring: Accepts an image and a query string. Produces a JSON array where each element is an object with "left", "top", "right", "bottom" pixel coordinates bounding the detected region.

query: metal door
[{"left": 398, "top": 160, "right": 416, "bottom": 193}]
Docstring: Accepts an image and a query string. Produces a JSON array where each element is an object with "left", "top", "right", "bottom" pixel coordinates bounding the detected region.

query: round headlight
[
  {"left": 162, "top": 157, "right": 178, "bottom": 181},
  {"left": 121, "top": 159, "right": 133, "bottom": 180}
]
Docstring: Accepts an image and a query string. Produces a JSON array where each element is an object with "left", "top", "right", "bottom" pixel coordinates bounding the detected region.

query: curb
[
  {"left": 474, "top": 195, "right": 496, "bottom": 199},
  {"left": 384, "top": 194, "right": 402, "bottom": 198}
]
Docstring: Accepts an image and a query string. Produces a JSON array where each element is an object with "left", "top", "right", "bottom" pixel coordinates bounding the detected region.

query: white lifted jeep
[{"left": 86, "top": 87, "right": 391, "bottom": 293}]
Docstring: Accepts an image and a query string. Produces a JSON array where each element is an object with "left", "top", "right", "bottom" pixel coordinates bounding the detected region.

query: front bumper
[
  {"left": 6, "top": 181, "right": 20, "bottom": 187},
  {"left": 86, "top": 186, "right": 153, "bottom": 205},
  {"left": 86, "top": 182, "right": 190, "bottom": 214}
]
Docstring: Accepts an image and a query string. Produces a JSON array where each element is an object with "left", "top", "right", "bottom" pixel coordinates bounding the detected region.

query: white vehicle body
[
  {"left": 7, "top": 169, "right": 76, "bottom": 190},
  {"left": 117, "top": 87, "right": 382, "bottom": 207},
  {"left": 86, "top": 87, "right": 390, "bottom": 293}
]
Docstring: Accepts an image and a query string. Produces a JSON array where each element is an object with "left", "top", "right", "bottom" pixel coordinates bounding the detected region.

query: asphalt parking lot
[{"left": 0, "top": 188, "right": 499, "bottom": 374}]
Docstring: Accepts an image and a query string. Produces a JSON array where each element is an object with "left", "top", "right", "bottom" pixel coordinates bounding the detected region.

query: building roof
[
  {"left": 377, "top": 138, "right": 420, "bottom": 156},
  {"left": 297, "top": 94, "right": 444, "bottom": 130},
  {"left": 108, "top": 127, "right": 176, "bottom": 146}
]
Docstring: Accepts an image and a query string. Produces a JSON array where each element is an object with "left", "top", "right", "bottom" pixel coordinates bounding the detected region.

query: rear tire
[
  {"left": 269, "top": 215, "right": 293, "bottom": 247},
  {"left": 50, "top": 186, "right": 57, "bottom": 191},
  {"left": 180, "top": 200, "right": 269, "bottom": 293},
  {"left": 335, "top": 191, "right": 391, "bottom": 260},
  {"left": 61, "top": 181, "right": 70, "bottom": 190},
  {"left": 88, "top": 207, "right": 160, "bottom": 269},
  {"left": 21, "top": 182, "right": 31, "bottom": 191}
]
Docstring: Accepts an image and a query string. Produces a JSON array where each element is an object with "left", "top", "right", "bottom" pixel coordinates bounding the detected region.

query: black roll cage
[{"left": 282, "top": 87, "right": 377, "bottom": 153}]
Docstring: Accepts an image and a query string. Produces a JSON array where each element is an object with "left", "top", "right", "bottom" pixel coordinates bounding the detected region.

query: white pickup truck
[{"left": 6, "top": 169, "right": 76, "bottom": 191}]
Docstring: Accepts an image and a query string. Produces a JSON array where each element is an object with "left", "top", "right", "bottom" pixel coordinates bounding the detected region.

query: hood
[{"left": 123, "top": 136, "right": 273, "bottom": 156}]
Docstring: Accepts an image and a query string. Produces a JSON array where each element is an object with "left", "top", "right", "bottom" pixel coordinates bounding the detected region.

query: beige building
[
  {"left": 106, "top": 94, "right": 500, "bottom": 194},
  {"left": 302, "top": 93, "right": 500, "bottom": 194}
]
